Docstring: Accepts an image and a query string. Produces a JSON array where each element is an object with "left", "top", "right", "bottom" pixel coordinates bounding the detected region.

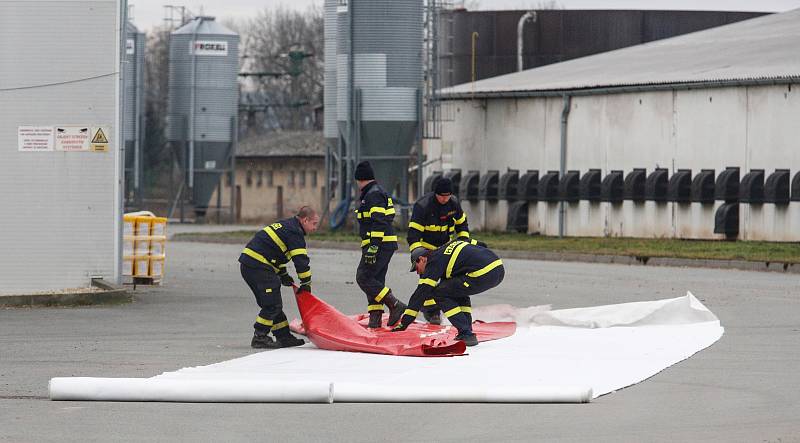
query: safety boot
[
  {"left": 367, "top": 310, "right": 384, "bottom": 329},
  {"left": 251, "top": 331, "right": 275, "bottom": 349},
  {"left": 455, "top": 332, "right": 478, "bottom": 347},
  {"left": 383, "top": 292, "right": 407, "bottom": 327},
  {"left": 423, "top": 309, "right": 442, "bottom": 325},
  {"left": 269, "top": 333, "right": 305, "bottom": 348}
]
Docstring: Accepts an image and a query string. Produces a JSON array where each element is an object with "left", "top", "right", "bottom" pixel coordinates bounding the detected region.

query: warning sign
[
  {"left": 90, "top": 127, "right": 110, "bottom": 152},
  {"left": 18, "top": 126, "right": 54, "bottom": 151},
  {"left": 126, "top": 38, "right": 135, "bottom": 55},
  {"left": 55, "top": 126, "right": 91, "bottom": 151}
]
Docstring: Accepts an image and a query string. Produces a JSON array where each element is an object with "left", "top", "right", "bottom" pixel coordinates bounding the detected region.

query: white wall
[
  {"left": 440, "top": 84, "right": 800, "bottom": 241},
  {"left": 0, "top": 0, "right": 122, "bottom": 294}
]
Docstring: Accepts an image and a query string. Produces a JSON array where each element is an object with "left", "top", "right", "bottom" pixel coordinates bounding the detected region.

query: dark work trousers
[
  {"left": 240, "top": 263, "right": 290, "bottom": 337},
  {"left": 356, "top": 246, "right": 395, "bottom": 311},
  {"left": 432, "top": 265, "right": 505, "bottom": 334}
]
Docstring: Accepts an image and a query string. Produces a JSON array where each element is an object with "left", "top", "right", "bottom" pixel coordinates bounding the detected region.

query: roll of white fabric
[
  {"left": 333, "top": 383, "right": 592, "bottom": 403},
  {"left": 49, "top": 378, "right": 333, "bottom": 403}
]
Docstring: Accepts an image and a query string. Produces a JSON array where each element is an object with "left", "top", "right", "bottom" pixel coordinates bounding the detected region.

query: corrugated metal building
[
  {"left": 0, "top": 1, "right": 124, "bottom": 294},
  {"left": 437, "top": 9, "right": 800, "bottom": 241}
]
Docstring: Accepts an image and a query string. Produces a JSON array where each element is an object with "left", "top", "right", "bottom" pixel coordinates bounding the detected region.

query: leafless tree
[
  {"left": 142, "top": 25, "right": 173, "bottom": 199},
  {"left": 237, "top": 5, "right": 324, "bottom": 135}
]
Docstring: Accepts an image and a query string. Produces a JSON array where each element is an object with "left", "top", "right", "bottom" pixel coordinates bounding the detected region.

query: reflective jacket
[
  {"left": 407, "top": 193, "right": 469, "bottom": 252},
  {"left": 356, "top": 181, "right": 398, "bottom": 250},
  {"left": 403, "top": 240, "right": 502, "bottom": 316},
  {"left": 238, "top": 216, "right": 312, "bottom": 285}
]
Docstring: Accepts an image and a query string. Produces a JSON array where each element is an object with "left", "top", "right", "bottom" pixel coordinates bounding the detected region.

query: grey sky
[{"left": 129, "top": 0, "right": 800, "bottom": 31}]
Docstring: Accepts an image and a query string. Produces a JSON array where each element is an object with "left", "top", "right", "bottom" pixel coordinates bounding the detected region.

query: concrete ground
[{"left": 1, "top": 240, "right": 799, "bottom": 442}]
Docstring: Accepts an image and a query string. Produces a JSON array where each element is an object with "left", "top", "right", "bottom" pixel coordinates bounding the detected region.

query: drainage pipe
[{"left": 558, "top": 93, "right": 571, "bottom": 237}]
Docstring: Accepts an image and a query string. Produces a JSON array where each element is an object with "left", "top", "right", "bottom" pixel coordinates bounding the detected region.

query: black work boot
[
  {"left": 455, "top": 332, "right": 478, "bottom": 347},
  {"left": 423, "top": 309, "right": 442, "bottom": 325},
  {"left": 251, "top": 330, "right": 274, "bottom": 349},
  {"left": 367, "top": 310, "right": 384, "bottom": 329},
  {"left": 270, "top": 333, "right": 305, "bottom": 348},
  {"left": 383, "top": 293, "right": 407, "bottom": 327}
]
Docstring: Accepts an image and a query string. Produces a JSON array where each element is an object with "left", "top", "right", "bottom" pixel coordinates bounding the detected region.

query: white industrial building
[
  {"left": 434, "top": 9, "right": 800, "bottom": 242},
  {"left": 0, "top": 0, "right": 125, "bottom": 294}
]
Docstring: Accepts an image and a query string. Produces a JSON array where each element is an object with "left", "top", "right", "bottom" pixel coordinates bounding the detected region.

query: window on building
[
  {"left": 311, "top": 170, "right": 318, "bottom": 188},
  {"left": 256, "top": 170, "right": 263, "bottom": 187},
  {"left": 267, "top": 170, "right": 274, "bottom": 187},
  {"left": 225, "top": 171, "right": 232, "bottom": 187},
  {"left": 289, "top": 171, "right": 295, "bottom": 187},
  {"left": 246, "top": 170, "right": 253, "bottom": 187},
  {"left": 299, "top": 170, "right": 306, "bottom": 188}
]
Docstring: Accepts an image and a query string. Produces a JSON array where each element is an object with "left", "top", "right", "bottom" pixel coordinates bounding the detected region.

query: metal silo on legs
[
  {"left": 336, "top": 0, "right": 423, "bottom": 203},
  {"left": 167, "top": 17, "right": 239, "bottom": 221}
]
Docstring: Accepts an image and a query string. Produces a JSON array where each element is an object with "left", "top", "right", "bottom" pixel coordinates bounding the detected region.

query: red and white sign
[
  {"left": 190, "top": 40, "right": 228, "bottom": 56},
  {"left": 54, "top": 126, "right": 91, "bottom": 151},
  {"left": 18, "top": 126, "right": 54, "bottom": 152}
]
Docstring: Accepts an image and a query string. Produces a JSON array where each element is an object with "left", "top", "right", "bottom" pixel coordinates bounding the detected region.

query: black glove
[
  {"left": 391, "top": 322, "right": 409, "bottom": 332},
  {"left": 279, "top": 273, "right": 294, "bottom": 287},
  {"left": 296, "top": 284, "right": 311, "bottom": 294},
  {"left": 364, "top": 245, "right": 379, "bottom": 265}
]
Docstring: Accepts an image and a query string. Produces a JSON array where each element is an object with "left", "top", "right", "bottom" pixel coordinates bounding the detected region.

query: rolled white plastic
[
  {"left": 49, "top": 378, "right": 333, "bottom": 403},
  {"left": 333, "top": 383, "right": 593, "bottom": 403}
]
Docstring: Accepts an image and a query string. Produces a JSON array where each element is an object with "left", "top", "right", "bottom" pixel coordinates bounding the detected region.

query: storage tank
[
  {"left": 124, "top": 21, "right": 145, "bottom": 205},
  {"left": 167, "top": 16, "right": 239, "bottom": 217},
  {"left": 324, "top": 0, "right": 338, "bottom": 142},
  {"left": 337, "top": 0, "right": 423, "bottom": 197}
]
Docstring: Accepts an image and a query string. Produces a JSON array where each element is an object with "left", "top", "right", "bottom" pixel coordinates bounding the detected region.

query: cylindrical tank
[
  {"left": 323, "top": 0, "right": 338, "bottom": 141},
  {"left": 167, "top": 16, "right": 239, "bottom": 216},
  {"left": 337, "top": 0, "right": 423, "bottom": 197},
  {"left": 124, "top": 21, "right": 145, "bottom": 204}
]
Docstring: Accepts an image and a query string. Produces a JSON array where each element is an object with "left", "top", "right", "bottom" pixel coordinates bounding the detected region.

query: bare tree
[
  {"left": 142, "top": 26, "right": 173, "bottom": 199},
  {"left": 238, "top": 5, "right": 324, "bottom": 135}
]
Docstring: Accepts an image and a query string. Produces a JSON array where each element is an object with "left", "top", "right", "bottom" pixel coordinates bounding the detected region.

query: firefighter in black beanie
[{"left": 353, "top": 161, "right": 407, "bottom": 328}]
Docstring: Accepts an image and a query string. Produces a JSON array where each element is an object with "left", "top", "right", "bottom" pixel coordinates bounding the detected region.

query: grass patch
[{"left": 174, "top": 230, "right": 800, "bottom": 263}]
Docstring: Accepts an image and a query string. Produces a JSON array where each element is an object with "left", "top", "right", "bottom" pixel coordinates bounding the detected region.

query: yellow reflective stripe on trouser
[
  {"left": 367, "top": 206, "right": 396, "bottom": 216},
  {"left": 467, "top": 259, "right": 504, "bottom": 278},
  {"left": 242, "top": 248, "right": 280, "bottom": 273},
  {"left": 271, "top": 320, "right": 289, "bottom": 330},
  {"left": 445, "top": 241, "right": 469, "bottom": 278},
  {"left": 408, "top": 222, "right": 425, "bottom": 232},
  {"left": 409, "top": 241, "right": 437, "bottom": 251},
  {"left": 444, "top": 307, "right": 462, "bottom": 318},
  {"left": 298, "top": 270, "right": 312, "bottom": 279},
  {"left": 375, "top": 287, "right": 390, "bottom": 302},
  {"left": 404, "top": 309, "right": 419, "bottom": 317},
  {"left": 286, "top": 248, "right": 307, "bottom": 259},
  {"left": 460, "top": 306, "right": 472, "bottom": 313},
  {"left": 368, "top": 304, "right": 384, "bottom": 312},
  {"left": 423, "top": 299, "right": 436, "bottom": 306},
  {"left": 419, "top": 278, "right": 437, "bottom": 287},
  {"left": 263, "top": 226, "right": 288, "bottom": 252},
  {"left": 256, "top": 316, "right": 273, "bottom": 326}
]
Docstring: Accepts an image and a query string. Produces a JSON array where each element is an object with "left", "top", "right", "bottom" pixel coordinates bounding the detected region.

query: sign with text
[
  {"left": 18, "top": 126, "right": 54, "bottom": 152},
  {"left": 126, "top": 39, "right": 135, "bottom": 55},
  {"left": 191, "top": 40, "right": 228, "bottom": 56},
  {"left": 55, "top": 126, "right": 91, "bottom": 151}
]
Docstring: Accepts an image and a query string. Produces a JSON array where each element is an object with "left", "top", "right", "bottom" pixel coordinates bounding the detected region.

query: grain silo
[
  {"left": 336, "top": 0, "right": 423, "bottom": 199},
  {"left": 167, "top": 17, "right": 239, "bottom": 219},
  {"left": 124, "top": 20, "right": 145, "bottom": 206},
  {"left": 323, "top": 0, "right": 339, "bottom": 199}
]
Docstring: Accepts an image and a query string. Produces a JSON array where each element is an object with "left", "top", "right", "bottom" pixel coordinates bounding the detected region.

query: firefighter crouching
[
  {"left": 353, "top": 161, "right": 407, "bottom": 329},
  {"left": 392, "top": 239, "right": 504, "bottom": 346},
  {"left": 407, "top": 177, "right": 471, "bottom": 325},
  {"left": 239, "top": 206, "right": 319, "bottom": 348}
]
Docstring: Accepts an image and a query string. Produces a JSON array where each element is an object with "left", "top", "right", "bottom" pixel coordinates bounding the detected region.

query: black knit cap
[
  {"left": 434, "top": 177, "right": 453, "bottom": 195},
  {"left": 354, "top": 161, "right": 375, "bottom": 181}
]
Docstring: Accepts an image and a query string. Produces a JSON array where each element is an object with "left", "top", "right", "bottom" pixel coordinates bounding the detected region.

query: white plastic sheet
[{"left": 49, "top": 292, "right": 723, "bottom": 403}]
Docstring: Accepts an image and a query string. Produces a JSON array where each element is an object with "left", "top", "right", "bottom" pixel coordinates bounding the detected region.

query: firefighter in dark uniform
[
  {"left": 354, "top": 161, "right": 407, "bottom": 329},
  {"left": 239, "top": 206, "right": 319, "bottom": 348},
  {"left": 407, "top": 177, "right": 471, "bottom": 325},
  {"left": 392, "top": 239, "right": 504, "bottom": 347}
]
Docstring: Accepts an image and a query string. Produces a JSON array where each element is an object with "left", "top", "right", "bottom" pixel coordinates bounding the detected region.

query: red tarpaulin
[{"left": 291, "top": 290, "right": 516, "bottom": 357}]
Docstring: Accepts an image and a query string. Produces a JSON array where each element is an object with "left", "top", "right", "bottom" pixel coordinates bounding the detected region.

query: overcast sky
[{"left": 129, "top": 0, "right": 800, "bottom": 31}]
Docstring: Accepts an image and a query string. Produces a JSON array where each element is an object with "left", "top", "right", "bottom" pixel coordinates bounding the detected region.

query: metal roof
[
  {"left": 236, "top": 131, "right": 325, "bottom": 158},
  {"left": 441, "top": 8, "right": 800, "bottom": 99},
  {"left": 172, "top": 16, "right": 237, "bottom": 36}
]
